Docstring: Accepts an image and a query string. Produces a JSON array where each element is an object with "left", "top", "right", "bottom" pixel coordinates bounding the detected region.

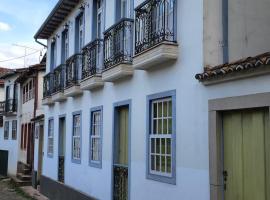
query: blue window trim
[
  {"left": 47, "top": 117, "right": 54, "bottom": 158},
  {"left": 146, "top": 90, "right": 176, "bottom": 185},
  {"left": 89, "top": 106, "right": 103, "bottom": 168},
  {"left": 71, "top": 110, "right": 82, "bottom": 164},
  {"left": 114, "top": 0, "right": 134, "bottom": 22},
  {"left": 61, "top": 29, "right": 69, "bottom": 63},
  {"left": 111, "top": 99, "right": 132, "bottom": 200}
]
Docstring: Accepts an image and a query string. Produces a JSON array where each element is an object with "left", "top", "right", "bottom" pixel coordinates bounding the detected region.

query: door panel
[
  {"left": 223, "top": 109, "right": 270, "bottom": 200},
  {"left": 0, "top": 150, "right": 8, "bottom": 176},
  {"left": 242, "top": 110, "right": 265, "bottom": 200},
  {"left": 118, "top": 107, "right": 128, "bottom": 165},
  {"left": 223, "top": 112, "right": 243, "bottom": 200}
]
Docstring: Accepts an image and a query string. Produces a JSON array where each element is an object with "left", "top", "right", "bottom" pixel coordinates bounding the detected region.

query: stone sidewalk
[
  {"left": 0, "top": 178, "right": 49, "bottom": 200},
  {"left": 0, "top": 178, "right": 30, "bottom": 200}
]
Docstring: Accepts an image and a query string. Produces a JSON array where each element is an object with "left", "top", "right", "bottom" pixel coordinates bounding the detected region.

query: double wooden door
[{"left": 223, "top": 109, "right": 270, "bottom": 200}]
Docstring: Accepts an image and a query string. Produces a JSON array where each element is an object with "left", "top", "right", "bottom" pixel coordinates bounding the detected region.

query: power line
[{"left": 0, "top": 50, "right": 41, "bottom": 63}]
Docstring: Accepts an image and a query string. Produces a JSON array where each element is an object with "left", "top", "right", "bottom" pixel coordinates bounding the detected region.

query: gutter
[
  {"left": 222, "top": 0, "right": 229, "bottom": 63},
  {"left": 35, "top": 39, "right": 47, "bottom": 48}
]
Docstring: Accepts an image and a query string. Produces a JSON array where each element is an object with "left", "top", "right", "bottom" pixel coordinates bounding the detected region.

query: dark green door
[
  {"left": 223, "top": 109, "right": 270, "bottom": 200},
  {"left": 0, "top": 150, "right": 8, "bottom": 177}
]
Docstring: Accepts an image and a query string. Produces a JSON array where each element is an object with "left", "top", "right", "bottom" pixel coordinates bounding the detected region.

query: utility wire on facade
[{"left": 0, "top": 50, "right": 40, "bottom": 63}]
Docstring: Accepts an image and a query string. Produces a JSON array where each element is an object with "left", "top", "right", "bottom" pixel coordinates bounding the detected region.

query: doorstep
[{"left": 20, "top": 186, "right": 49, "bottom": 200}]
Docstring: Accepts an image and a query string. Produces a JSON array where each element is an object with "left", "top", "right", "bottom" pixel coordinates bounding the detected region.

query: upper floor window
[
  {"left": 50, "top": 41, "right": 56, "bottom": 71},
  {"left": 48, "top": 119, "right": 54, "bottom": 156},
  {"left": 12, "top": 120, "right": 17, "bottom": 140},
  {"left": 75, "top": 13, "right": 84, "bottom": 52},
  {"left": 147, "top": 90, "right": 176, "bottom": 184},
  {"left": 4, "top": 121, "right": 9, "bottom": 140},
  {"left": 22, "top": 79, "right": 35, "bottom": 104},
  {"left": 115, "top": 0, "right": 133, "bottom": 21},
  {"left": 62, "top": 30, "right": 69, "bottom": 63},
  {"left": 72, "top": 112, "right": 81, "bottom": 163}
]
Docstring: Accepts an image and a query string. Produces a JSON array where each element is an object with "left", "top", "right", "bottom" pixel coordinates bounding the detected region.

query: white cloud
[{"left": 0, "top": 22, "right": 11, "bottom": 31}]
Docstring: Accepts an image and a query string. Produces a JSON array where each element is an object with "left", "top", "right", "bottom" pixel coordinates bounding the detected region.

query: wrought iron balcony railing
[
  {"left": 65, "top": 54, "right": 82, "bottom": 88},
  {"left": 53, "top": 64, "right": 66, "bottom": 94},
  {"left": 82, "top": 39, "right": 103, "bottom": 79},
  {"left": 135, "top": 0, "right": 177, "bottom": 55},
  {"left": 104, "top": 18, "right": 134, "bottom": 69},
  {"left": 43, "top": 73, "right": 54, "bottom": 98},
  {"left": 5, "top": 99, "right": 17, "bottom": 113}
]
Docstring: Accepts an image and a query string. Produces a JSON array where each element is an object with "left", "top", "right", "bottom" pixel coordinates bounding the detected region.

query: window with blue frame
[
  {"left": 75, "top": 13, "right": 84, "bottom": 53},
  {"left": 4, "top": 121, "right": 9, "bottom": 140},
  {"left": 72, "top": 113, "right": 81, "bottom": 162},
  {"left": 61, "top": 30, "right": 69, "bottom": 63},
  {"left": 48, "top": 119, "right": 54, "bottom": 156},
  {"left": 147, "top": 90, "right": 176, "bottom": 184},
  {"left": 50, "top": 41, "right": 56, "bottom": 71},
  {"left": 89, "top": 107, "right": 103, "bottom": 168}
]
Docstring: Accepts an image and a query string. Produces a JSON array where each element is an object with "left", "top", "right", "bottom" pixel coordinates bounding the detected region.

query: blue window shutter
[
  {"left": 50, "top": 42, "right": 55, "bottom": 72},
  {"left": 75, "top": 17, "right": 79, "bottom": 53},
  {"left": 92, "top": 0, "right": 97, "bottom": 40},
  {"left": 61, "top": 32, "right": 65, "bottom": 63}
]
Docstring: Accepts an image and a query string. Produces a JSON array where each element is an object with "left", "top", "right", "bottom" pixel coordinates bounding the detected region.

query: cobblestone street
[{"left": 0, "top": 179, "right": 30, "bottom": 200}]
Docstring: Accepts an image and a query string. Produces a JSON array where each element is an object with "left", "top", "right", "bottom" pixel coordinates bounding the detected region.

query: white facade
[
  {"left": 40, "top": 0, "right": 270, "bottom": 200},
  {"left": 0, "top": 74, "right": 21, "bottom": 176}
]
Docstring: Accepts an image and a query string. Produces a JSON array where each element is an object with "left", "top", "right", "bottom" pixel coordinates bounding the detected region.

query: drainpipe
[
  {"left": 222, "top": 0, "right": 229, "bottom": 63},
  {"left": 35, "top": 39, "right": 47, "bottom": 48}
]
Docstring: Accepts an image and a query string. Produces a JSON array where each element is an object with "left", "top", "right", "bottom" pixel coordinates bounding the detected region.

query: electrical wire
[{"left": 0, "top": 50, "right": 41, "bottom": 63}]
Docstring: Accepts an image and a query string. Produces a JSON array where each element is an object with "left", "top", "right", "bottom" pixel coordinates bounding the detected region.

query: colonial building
[
  {"left": 0, "top": 63, "right": 45, "bottom": 187},
  {"left": 34, "top": 0, "right": 270, "bottom": 200}
]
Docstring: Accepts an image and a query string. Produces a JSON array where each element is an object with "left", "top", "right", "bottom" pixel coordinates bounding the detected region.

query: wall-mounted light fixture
[
  {"left": 63, "top": 21, "right": 70, "bottom": 31},
  {"left": 79, "top": 2, "right": 89, "bottom": 11}
]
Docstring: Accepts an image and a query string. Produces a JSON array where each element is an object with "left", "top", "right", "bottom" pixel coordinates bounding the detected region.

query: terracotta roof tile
[{"left": 195, "top": 52, "right": 270, "bottom": 81}]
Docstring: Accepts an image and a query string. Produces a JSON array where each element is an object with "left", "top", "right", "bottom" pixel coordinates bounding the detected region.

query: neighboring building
[
  {"left": 0, "top": 67, "right": 13, "bottom": 177},
  {"left": 0, "top": 68, "right": 24, "bottom": 177},
  {"left": 0, "top": 63, "right": 45, "bottom": 187},
  {"left": 15, "top": 63, "right": 46, "bottom": 187},
  {"left": 34, "top": 0, "right": 270, "bottom": 200}
]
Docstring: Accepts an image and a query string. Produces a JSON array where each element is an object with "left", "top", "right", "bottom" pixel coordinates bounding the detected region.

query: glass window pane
[
  {"left": 166, "top": 156, "right": 171, "bottom": 173},
  {"left": 166, "top": 139, "right": 171, "bottom": 154},
  {"left": 161, "top": 138, "right": 165, "bottom": 154},
  {"left": 151, "top": 138, "right": 155, "bottom": 153},
  {"left": 163, "top": 101, "right": 168, "bottom": 117},
  {"left": 156, "top": 138, "right": 160, "bottom": 154},
  {"left": 163, "top": 119, "right": 168, "bottom": 134},
  {"left": 151, "top": 155, "right": 155, "bottom": 170},
  {"left": 168, "top": 100, "right": 172, "bottom": 117},
  {"left": 158, "top": 102, "right": 162, "bottom": 117},
  {"left": 153, "top": 102, "right": 157, "bottom": 118},
  {"left": 158, "top": 119, "right": 162, "bottom": 134},
  {"left": 156, "top": 155, "right": 160, "bottom": 171},
  {"left": 153, "top": 119, "right": 157, "bottom": 134},
  {"left": 168, "top": 118, "right": 172, "bottom": 134},
  {"left": 161, "top": 156, "right": 166, "bottom": 172}
]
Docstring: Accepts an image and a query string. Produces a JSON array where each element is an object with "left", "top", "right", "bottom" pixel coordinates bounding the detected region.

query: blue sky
[{"left": 0, "top": 0, "right": 58, "bottom": 68}]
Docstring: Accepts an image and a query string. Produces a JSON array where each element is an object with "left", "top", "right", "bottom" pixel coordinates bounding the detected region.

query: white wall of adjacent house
[
  {"left": 203, "top": 0, "right": 270, "bottom": 66},
  {"left": 0, "top": 75, "right": 21, "bottom": 176}
]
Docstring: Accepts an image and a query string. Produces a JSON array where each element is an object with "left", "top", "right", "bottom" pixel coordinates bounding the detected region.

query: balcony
[
  {"left": 5, "top": 99, "right": 17, "bottom": 115},
  {"left": 64, "top": 54, "right": 83, "bottom": 97},
  {"left": 42, "top": 73, "right": 54, "bottom": 106},
  {"left": 102, "top": 18, "right": 134, "bottom": 82},
  {"left": 80, "top": 39, "right": 104, "bottom": 91},
  {"left": 133, "top": 0, "right": 178, "bottom": 70},
  {"left": 52, "top": 64, "right": 67, "bottom": 102}
]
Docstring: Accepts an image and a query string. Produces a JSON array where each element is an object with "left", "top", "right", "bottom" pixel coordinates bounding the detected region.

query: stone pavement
[{"left": 0, "top": 178, "right": 30, "bottom": 200}]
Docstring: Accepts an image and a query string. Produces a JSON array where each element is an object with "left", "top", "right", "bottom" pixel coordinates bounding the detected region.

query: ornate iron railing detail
[
  {"left": 65, "top": 54, "right": 82, "bottom": 88},
  {"left": 53, "top": 64, "right": 66, "bottom": 94},
  {"left": 0, "top": 101, "right": 5, "bottom": 114},
  {"left": 113, "top": 165, "right": 128, "bottom": 200},
  {"left": 104, "top": 18, "right": 134, "bottom": 69},
  {"left": 58, "top": 156, "right": 65, "bottom": 183},
  {"left": 5, "top": 99, "right": 17, "bottom": 113},
  {"left": 82, "top": 39, "right": 104, "bottom": 79},
  {"left": 135, "top": 0, "right": 177, "bottom": 55},
  {"left": 43, "top": 73, "right": 54, "bottom": 98}
]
